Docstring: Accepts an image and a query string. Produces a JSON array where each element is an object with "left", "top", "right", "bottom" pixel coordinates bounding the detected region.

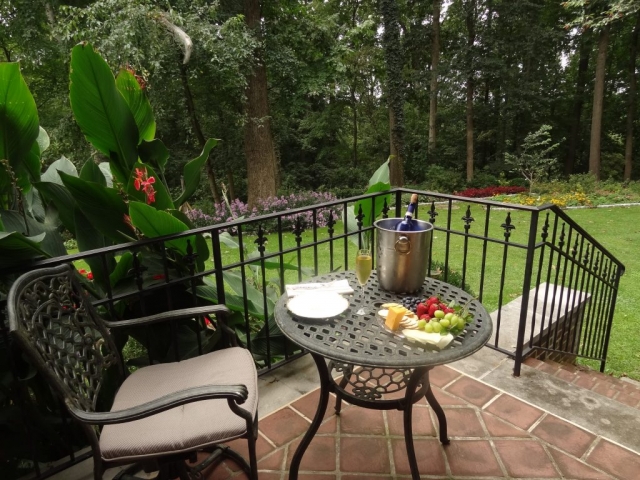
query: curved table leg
[
  {"left": 334, "top": 365, "right": 352, "bottom": 414},
  {"left": 403, "top": 367, "right": 428, "bottom": 480},
  {"left": 289, "top": 353, "right": 332, "bottom": 480},
  {"left": 424, "top": 369, "right": 450, "bottom": 445}
]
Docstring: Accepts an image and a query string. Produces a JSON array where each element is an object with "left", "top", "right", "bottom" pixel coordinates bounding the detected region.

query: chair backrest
[{"left": 7, "top": 264, "right": 121, "bottom": 413}]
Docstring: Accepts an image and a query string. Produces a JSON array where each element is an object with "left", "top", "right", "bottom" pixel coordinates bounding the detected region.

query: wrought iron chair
[{"left": 7, "top": 264, "right": 258, "bottom": 480}]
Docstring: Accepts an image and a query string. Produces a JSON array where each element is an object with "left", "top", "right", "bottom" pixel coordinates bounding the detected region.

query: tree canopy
[{"left": 2, "top": 0, "right": 640, "bottom": 202}]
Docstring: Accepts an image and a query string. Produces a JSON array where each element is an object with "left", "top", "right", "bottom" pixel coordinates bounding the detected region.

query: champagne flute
[{"left": 355, "top": 248, "right": 372, "bottom": 315}]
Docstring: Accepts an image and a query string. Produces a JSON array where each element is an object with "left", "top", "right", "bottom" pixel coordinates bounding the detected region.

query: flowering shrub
[
  {"left": 456, "top": 186, "right": 527, "bottom": 198},
  {"left": 186, "top": 191, "right": 339, "bottom": 233},
  {"left": 493, "top": 192, "right": 593, "bottom": 208}
]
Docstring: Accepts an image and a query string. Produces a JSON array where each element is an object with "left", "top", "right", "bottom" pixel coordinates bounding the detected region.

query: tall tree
[
  {"left": 566, "top": 33, "right": 591, "bottom": 175},
  {"left": 380, "top": 0, "right": 405, "bottom": 186},
  {"left": 244, "top": 0, "right": 279, "bottom": 206},
  {"left": 428, "top": 0, "right": 441, "bottom": 154},
  {"left": 564, "top": 0, "right": 640, "bottom": 180},
  {"left": 625, "top": 12, "right": 640, "bottom": 180},
  {"left": 589, "top": 24, "right": 609, "bottom": 180},
  {"left": 464, "top": 0, "right": 477, "bottom": 181}
]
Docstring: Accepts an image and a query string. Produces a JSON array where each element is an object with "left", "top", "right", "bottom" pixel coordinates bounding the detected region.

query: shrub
[
  {"left": 455, "top": 186, "right": 527, "bottom": 198},
  {"left": 420, "top": 165, "right": 465, "bottom": 193},
  {"left": 185, "top": 191, "right": 339, "bottom": 233},
  {"left": 466, "top": 171, "right": 499, "bottom": 189}
]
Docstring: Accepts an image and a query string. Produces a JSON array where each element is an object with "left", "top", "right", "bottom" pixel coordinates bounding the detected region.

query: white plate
[{"left": 287, "top": 291, "right": 350, "bottom": 320}]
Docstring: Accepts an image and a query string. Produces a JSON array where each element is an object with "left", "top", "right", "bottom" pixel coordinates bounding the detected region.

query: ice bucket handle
[{"left": 394, "top": 236, "right": 411, "bottom": 255}]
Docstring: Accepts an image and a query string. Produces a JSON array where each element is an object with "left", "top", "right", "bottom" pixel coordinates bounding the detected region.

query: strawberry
[
  {"left": 427, "top": 296, "right": 439, "bottom": 304},
  {"left": 416, "top": 303, "right": 428, "bottom": 317},
  {"left": 427, "top": 303, "right": 439, "bottom": 316},
  {"left": 419, "top": 314, "right": 429, "bottom": 320},
  {"left": 445, "top": 307, "right": 455, "bottom": 314}
]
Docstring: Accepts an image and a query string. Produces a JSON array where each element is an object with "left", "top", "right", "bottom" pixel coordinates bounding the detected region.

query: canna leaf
[
  {"left": 70, "top": 43, "right": 139, "bottom": 183},
  {"left": 115, "top": 68, "right": 155, "bottom": 142}
]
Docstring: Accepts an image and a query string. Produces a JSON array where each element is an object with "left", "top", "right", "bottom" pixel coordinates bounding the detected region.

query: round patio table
[{"left": 274, "top": 271, "right": 493, "bottom": 480}]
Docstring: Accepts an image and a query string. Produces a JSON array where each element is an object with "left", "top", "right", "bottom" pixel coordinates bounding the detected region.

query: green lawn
[
  {"left": 564, "top": 206, "right": 640, "bottom": 379},
  {"left": 71, "top": 205, "right": 639, "bottom": 380}
]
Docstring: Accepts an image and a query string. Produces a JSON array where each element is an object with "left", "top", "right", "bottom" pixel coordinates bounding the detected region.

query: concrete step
[
  {"left": 525, "top": 357, "right": 640, "bottom": 411},
  {"left": 475, "top": 354, "right": 640, "bottom": 455}
]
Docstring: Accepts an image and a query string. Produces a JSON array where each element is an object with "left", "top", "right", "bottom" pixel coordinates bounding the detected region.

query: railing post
[
  {"left": 600, "top": 265, "right": 622, "bottom": 372},
  {"left": 513, "top": 210, "right": 540, "bottom": 376},
  {"left": 211, "top": 229, "right": 226, "bottom": 306}
]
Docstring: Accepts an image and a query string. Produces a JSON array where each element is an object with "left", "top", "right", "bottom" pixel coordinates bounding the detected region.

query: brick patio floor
[{"left": 204, "top": 365, "right": 640, "bottom": 480}]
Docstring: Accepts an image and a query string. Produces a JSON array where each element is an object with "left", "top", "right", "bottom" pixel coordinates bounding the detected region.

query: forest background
[{"left": 2, "top": 0, "right": 640, "bottom": 208}]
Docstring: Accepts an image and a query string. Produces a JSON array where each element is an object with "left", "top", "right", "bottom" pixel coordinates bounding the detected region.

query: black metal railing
[{"left": 0, "top": 188, "right": 625, "bottom": 479}]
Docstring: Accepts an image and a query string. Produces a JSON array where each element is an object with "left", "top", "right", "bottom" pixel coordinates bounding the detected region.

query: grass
[
  {"left": 563, "top": 206, "right": 640, "bottom": 379},
  {"left": 69, "top": 204, "right": 640, "bottom": 380}
]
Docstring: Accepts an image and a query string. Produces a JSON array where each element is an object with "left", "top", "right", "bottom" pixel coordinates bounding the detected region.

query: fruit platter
[{"left": 377, "top": 295, "right": 474, "bottom": 348}]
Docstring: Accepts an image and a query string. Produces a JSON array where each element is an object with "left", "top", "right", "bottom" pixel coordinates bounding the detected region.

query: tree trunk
[
  {"left": 566, "top": 35, "right": 591, "bottom": 175},
  {"left": 389, "top": 107, "right": 404, "bottom": 185},
  {"left": 428, "top": 0, "right": 441, "bottom": 154},
  {"left": 351, "top": 85, "right": 358, "bottom": 166},
  {"left": 465, "top": 0, "right": 476, "bottom": 182},
  {"left": 589, "top": 26, "right": 609, "bottom": 181},
  {"left": 380, "top": 0, "right": 405, "bottom": 187},
  {"left": 179, "top": 62, "right": 221, "bottom": 204},
  {"left": 466, "top": 77, "right": 474, "bottom": 182},
  {"left": 244, "top": 0, "right": 278, "bottom": 207},
  {"left": 625, "top": 13, "right": 640, "bottom": 181}
]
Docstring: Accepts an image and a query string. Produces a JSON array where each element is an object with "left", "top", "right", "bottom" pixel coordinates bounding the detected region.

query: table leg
[
  {"left": 289, "top": 353, "right": 331, "bottom": 480},
  {"left": 424, "top": 370, "right": 450, "bottom": 445},
  {"left": 334, "top": 364, "right": 352, "bottom": 414},
  {"left": 403, "top": 367, "right": 428, "bottom": 480}
]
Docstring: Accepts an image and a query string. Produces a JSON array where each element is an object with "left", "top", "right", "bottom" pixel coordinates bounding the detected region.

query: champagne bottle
[{"left": 395, "top": 194, "right": 419, "bottom": 231}]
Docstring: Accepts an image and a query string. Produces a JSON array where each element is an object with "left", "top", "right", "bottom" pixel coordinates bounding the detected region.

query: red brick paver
[{"left": 198, "top": 369, "right": 640, "bottom": 479}]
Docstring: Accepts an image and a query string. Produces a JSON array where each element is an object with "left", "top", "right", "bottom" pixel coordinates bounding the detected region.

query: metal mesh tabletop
[{"left": 275, "top": 271, "right": 493, "bottom": 369}]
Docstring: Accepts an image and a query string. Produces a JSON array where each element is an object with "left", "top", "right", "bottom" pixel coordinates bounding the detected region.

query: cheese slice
[{"left": 385, "top": 306, "right": 406, "bottom": 331}]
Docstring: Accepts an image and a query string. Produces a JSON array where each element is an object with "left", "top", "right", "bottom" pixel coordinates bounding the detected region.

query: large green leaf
[
  {"left": 367, "top": 158, "right": 391, "bottom": 187},
  {"left": 41, "top": 156, "right": 78, "bottom": 185},
  {"left": 0, "top": 63, "right": 39, "bottom": 187},
  {"left": 74, "top": 208, "right": 115, "bottom": 291},
  {"left": 60, "top": 172, "right": 132, "bottom": 243},
  {"left": 0, "top": 231, "right": 48, "bottom": 266},
  {"left": 129, "top": 201, "right": 193, "bottom": 255},
  {"left": 196, "top": 277, "right": 265, "bottom": 319},
  {"left": 126, "top": 162, "right": 174, "bottom": 211},
  {"left": 138, "top": 139, "right": 169, "bottom": 174},
  {"left": 167, "top": 209, "right": 209, "bottom": 272},
  {"left": 80, "top": 159, "right": 106, "bottom": 186},
  {"left": 115, "top": 68, "right": 155, "bottom": 142},
  {"left": 345, "top": 160, "right": 391, "bottom": 245},
  {"left": 69, "top": 43, "right": 139, "bottom": 183},
  {"left": 0, "top": 210, "right": 66, "bottom": 258},
  {"left": 175, "top": 139, "right": 218, "bottom": 206},
  {"left": 36, "top": 126, "right": 50, "bottom": 154},
  {"left": 34, "top": 181, "right": 76, "bottom": 234}
]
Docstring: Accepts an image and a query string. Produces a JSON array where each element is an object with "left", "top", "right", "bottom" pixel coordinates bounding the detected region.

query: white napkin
[{"left": 286, "top": 279, "right": 354, "bottom": 297}]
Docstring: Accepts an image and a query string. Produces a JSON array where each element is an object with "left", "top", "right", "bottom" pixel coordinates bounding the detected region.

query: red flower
[
  {"left": 78, "top": 269, "right": 87, "bottom": 274},
  {"left": 133, "top": 167, "right": 157, "bottom": 205},
  {"left": 87, "top": 272, "right": 94, "bottom": 280}
]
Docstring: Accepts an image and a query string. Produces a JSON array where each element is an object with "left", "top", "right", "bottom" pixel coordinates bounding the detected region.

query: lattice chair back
[{"left": 8, "top": 264, "right": 121, "bottom": 413}]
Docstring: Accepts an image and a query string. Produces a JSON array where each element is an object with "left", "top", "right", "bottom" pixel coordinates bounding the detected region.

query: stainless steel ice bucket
[{"left": 374, "top": 218, "right": 434, "bottom": 293}]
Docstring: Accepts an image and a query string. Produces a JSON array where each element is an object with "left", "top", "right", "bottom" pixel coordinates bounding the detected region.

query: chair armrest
[
  {"left": 66, "top": 383, "right": 248, "bottom": 425},
  {"left": 103, "top": 305, "right": 230, "bottom": 329}
]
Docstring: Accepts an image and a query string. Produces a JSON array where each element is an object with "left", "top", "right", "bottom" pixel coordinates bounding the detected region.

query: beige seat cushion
[{"left": 99, "top": 347, "right": 257, "bottom": 462}]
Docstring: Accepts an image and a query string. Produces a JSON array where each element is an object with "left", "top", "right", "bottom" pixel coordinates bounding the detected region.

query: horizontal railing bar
[
  {"left": 545, "top": 205, "right": 625, "bottom": 271},
  {"left": 430, "top": 226, "right": 531, "bottom": 250},
  {"left": 543, "top": 243, "right": 618, "bottom": 289}
]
